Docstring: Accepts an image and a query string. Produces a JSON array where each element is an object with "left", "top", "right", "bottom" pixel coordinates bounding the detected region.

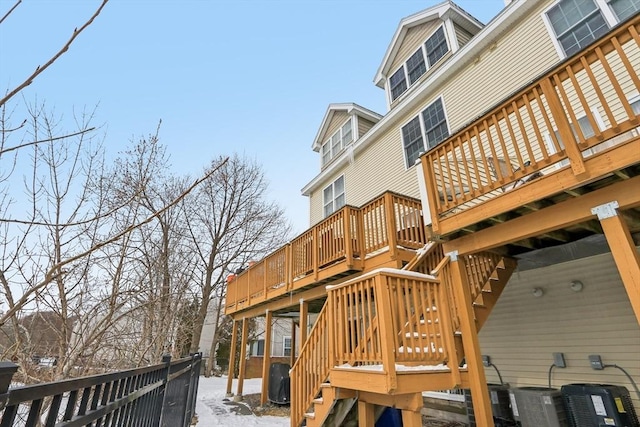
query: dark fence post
[
  {"left": 0, "top": 362, "right": 18, "bottom": 411},
  {"left": 184, "top": 353, "right": 202, "bottom": 426}
]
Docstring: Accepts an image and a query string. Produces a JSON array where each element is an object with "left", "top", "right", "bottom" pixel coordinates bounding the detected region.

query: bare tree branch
[
  {"left": 0, "top": 0, "right": 21, "bottom": 26},
  {"left": 0, "top": 157, "right": 227, "bottom": 328},
  {"left": 0, "top": 127, "right": 95, "bottom": 155},
  {"left": 0, "top": 0, "right": 109, "bottom": 108}
]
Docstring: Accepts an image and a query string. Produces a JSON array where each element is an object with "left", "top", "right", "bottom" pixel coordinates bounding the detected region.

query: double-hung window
[
  {"left": 401, "top": 98, "right": 449, "bottom": 168},
  {"left": 323, "top": 176, "right": 345, "bottom": 217},
  {"left": 389, "top": 25, "right": 450, "bottom": 102},
  {"left": 321, "top": 119, "right": 354, "bottom": 167},
  {"left": 425, "top": 26, "right": 449, "bottom": 66},
  {"left": 283, "top": 337, "right": 292, "bottom": 357},
  {"left": 608, "top": 0, "right": 640, "bottom": 21},
  {"left": 545, "top": 0, "right": 610, "bottom": 57}
]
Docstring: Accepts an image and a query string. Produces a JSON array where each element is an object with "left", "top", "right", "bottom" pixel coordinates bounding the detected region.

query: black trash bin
[{"left": 268, "top": 362, "right": 291, "bottom": 404}]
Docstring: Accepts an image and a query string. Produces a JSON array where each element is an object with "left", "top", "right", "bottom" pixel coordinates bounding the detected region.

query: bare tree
[{"left": 183, "top": 154, "right": 291, "bottom": 373}]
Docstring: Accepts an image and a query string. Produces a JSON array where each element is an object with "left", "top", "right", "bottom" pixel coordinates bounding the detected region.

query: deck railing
[
  {"left": 226, "top": 192, "right": 427, "bottom": 314},
  {"left": 420, "top": 15, "right": 640, "bottom": 232},
  {"left": 289, "top": 269, "right": 456, "bottom": 427},
  {"left": 0, "top": 353, "right": 201, "bottom": 427}
]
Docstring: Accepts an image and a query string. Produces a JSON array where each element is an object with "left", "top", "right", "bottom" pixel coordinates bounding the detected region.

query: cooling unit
[
  {"left": 509, "top": 386, "right": 569, "bottom": 427},
  {"left": 465, "top": 384, "right": 516, "bottom": 426},
  {"left": 561, "top": 383, "right": 639, "bottom": 427}
]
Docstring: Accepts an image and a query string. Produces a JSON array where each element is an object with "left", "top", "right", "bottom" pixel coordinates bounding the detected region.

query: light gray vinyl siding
[
  {"left": 454, "top": 23, "right": 474, "bottom": 48},
  {"left": 357, "top": 118, "right": 376, "bottom": 139},
  {"left": 479, "top": 251, "right": 640, "bottom": 411},
  {"left": 389, "top": 20, "right": 441, "bottom": 74}
]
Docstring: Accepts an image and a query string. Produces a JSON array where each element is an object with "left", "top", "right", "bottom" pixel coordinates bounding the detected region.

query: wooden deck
[
  {"left": 420, "top": 16, "right": 640, "bottom": 251},
  {"left": 225, "top": 192, "right": 427, "bottom": 316}
]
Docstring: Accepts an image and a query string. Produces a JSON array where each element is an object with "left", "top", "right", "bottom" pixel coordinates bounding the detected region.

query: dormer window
[
  {"left": 321, "top": 118, "right": 354, "bottom": 167},
  {"left": 389, "top": 25, "right": 450, "bottom": 102}
]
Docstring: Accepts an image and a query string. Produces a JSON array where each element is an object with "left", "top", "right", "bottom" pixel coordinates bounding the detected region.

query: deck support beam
[
  {"left": 260, "top": 310, "right": 273, "bottom": 405},
  {"left": 299, "top": 299, "right": 308, "bottom": 344},
  {"left": 593, "top": 202, "right": 640, "bottom": 325},
  {"left": 225, "top": 319, "right": 239, "bottom": 397},
  {"left": 448, "top": 252, "right": 494, "bottom": 427},
  {"left": 290, "top": 317, "right": 297, "bottom": 367},
  {"left": 357, "top": 400, "right": 375, "bottom": 427},
  {"left": 236, "top": 317, "right": 249, "bottom": 399}
]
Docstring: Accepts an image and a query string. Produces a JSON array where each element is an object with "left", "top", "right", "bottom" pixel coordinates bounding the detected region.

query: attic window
[
  {"left": 425, "top": 26, "right": 448, "bottom": 66},
  {"left": 389, "top": 25, "right": 450, "bottom": 102},
  {"left": 321, "top": 118, "right": 354, "bottom": 167}
]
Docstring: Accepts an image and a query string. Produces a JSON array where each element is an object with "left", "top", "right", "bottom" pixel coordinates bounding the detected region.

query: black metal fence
[{"left": 0, "top": 353, "right": 201, "bottom": 427}]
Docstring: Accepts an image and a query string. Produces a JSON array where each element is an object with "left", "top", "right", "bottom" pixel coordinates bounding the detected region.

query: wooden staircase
[{"left": 289, "top": 242, "right": 516, "bottom": 427}]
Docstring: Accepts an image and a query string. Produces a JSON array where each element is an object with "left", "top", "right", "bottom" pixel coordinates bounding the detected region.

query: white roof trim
[
  {"left": 373, "top": 0, "right": 484, "bottom": 88},
  {"left": 302, "top": 0, "right": 535, "bottom": 197},
  {"left": 311, "top": 103, "right": 382, "bottom": 151}
]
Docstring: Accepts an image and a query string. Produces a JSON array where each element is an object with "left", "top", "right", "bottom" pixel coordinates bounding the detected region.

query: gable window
[
  {"left": 390, "top": 68, "right": 408, "bottom": 101},
  {"left": 389, "top": 25, "right": 450, "bottom": 102},
  {"left": 323, "top": 176, "right": 345, "bottom": 217},
  {"left": 546, "top": 0, "right": 609, "bottom": 57},
  {"left": 401, "top": 97, "right": 450, "bottom": 168},
  {"left": 425, "top": 26, "right": 449, "bottom": 66},
  {"left": 283, "top": 337, "right": 292, "bottom": 357},
  {"left": 406, "top": 49, "right": 426, "bottom": 84},
  {"left": 608, "top": 0, "right": 640, "bottom": 21},
  {"left": 321, "top": 119, "right": 354, "bottom": 167}
]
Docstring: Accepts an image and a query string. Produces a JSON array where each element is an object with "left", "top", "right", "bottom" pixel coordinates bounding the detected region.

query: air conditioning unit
[
  {"left": 464, "top": 384, "right": 515, "bottom": 426},
  {"left": 561, "top": 383, "right": 639, "bottom": 427},
  {"left": 509, "top": 386, "right": 569, "bottom": 427}
]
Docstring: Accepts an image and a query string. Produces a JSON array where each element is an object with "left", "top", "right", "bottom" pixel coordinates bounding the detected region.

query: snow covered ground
[{"left": 196, "top": 376, "right": 289, "bottom": 426}]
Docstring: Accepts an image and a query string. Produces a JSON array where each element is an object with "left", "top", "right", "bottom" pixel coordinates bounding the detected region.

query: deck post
[
  {"left": 235, "top": 317, "right": 249, "bottom": 400},
  {"left": 539, "top": 78, "right": 587, "bottom": 178},
  {"left": 290, "top": 317, "right": 297, "bottom": 367},
  {"left": 260, "top": 310, "right": 273, "bottom": 406},
  {"left": 357, "top": 400, "right": 375, "bottom": 427},
  {"left": 447, "top": 251, "right": 494, "bottom": 427},
  {"left": 299, "top": 299, "right": 308, "bottom": 344},
  {"left": 384, "top": 193, "right": 398, "bottom": 259},
  {"left": 401, "top": 409, "right": 423, "bottom": 427},
  {"left": 225, "top": 319, "right": 239, "bottom": 397},
  {"left": 592, "top": 202, "right": 640, "bottom": 325}
]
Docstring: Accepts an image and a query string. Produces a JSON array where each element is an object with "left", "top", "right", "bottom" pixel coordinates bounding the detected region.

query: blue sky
[{"left": 1, "top": 0, "right": 505, "bottom": 234}]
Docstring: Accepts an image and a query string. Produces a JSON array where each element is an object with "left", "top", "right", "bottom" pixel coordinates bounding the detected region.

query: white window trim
[
  {"left": 444, "top": 18, "right": 460, "bottom": 52},
  {"left": 322, "top": 175, "right": 346, "bottom": 218},
  {"left": 321, "top": 117, "right": 354, "bottom": 168},
  {"left": 387, "top": 24, "right": 450, "bottom": 105},
  {"left": 283, "top": 336, "right": 292, "bottom": 356},
  {"left": 541, "top": 0, "right": 619, "bottom": 59},
  {"left": 400, "top": 95, "right": 451, "bottom": 170}
]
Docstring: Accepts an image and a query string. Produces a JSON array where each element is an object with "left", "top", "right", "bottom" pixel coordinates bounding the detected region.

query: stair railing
[{"left": 290, "top": 303, "right": 331, "bottom": 427}]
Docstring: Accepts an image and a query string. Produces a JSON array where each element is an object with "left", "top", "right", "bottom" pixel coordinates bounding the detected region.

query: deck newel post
[
  {"left": 539, "top": 78, "right": 587, "bottom": 178},
  {"left": 285, "top": 243, "right": 292, "bottom": 291},
  {"left": 299, "top": 299, "right": 308, "bottom": 344},
  {"left": 420, "top": 155, "right": 441, "bottom": 235},
  {"left": 344, "top": 207, "right": 354, "bottom": 265},
  {"left": 384, "top": 193, "right": 398, "bottom": 259},
  {"left": 447, "top": 251, "right": 494, "bottom": 427},
  {"left": 312, "top": 227, "right": 319, "bottom": 281},
  {"left": 592, "top": 202, "right": 640, "bottom": 325},
  {"left": 290, "top": 317, "right": 297, "bottom": 367},
  {"left": 261, "top": 310, "right": 273, "bottom": 406},
  {"left": 235, "top": 317, "right": 249, "bottom": 400},
  {"left": 375, "top": 273, "right": 397, "bottom": 393},
  {"left": 225, "top": 319, "right": 239, "bottom": 397}
]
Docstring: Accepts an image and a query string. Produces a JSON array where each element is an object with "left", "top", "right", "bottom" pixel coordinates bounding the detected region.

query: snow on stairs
[{"left": 303, "top": 383, "right": 356, "bottom": 427}]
